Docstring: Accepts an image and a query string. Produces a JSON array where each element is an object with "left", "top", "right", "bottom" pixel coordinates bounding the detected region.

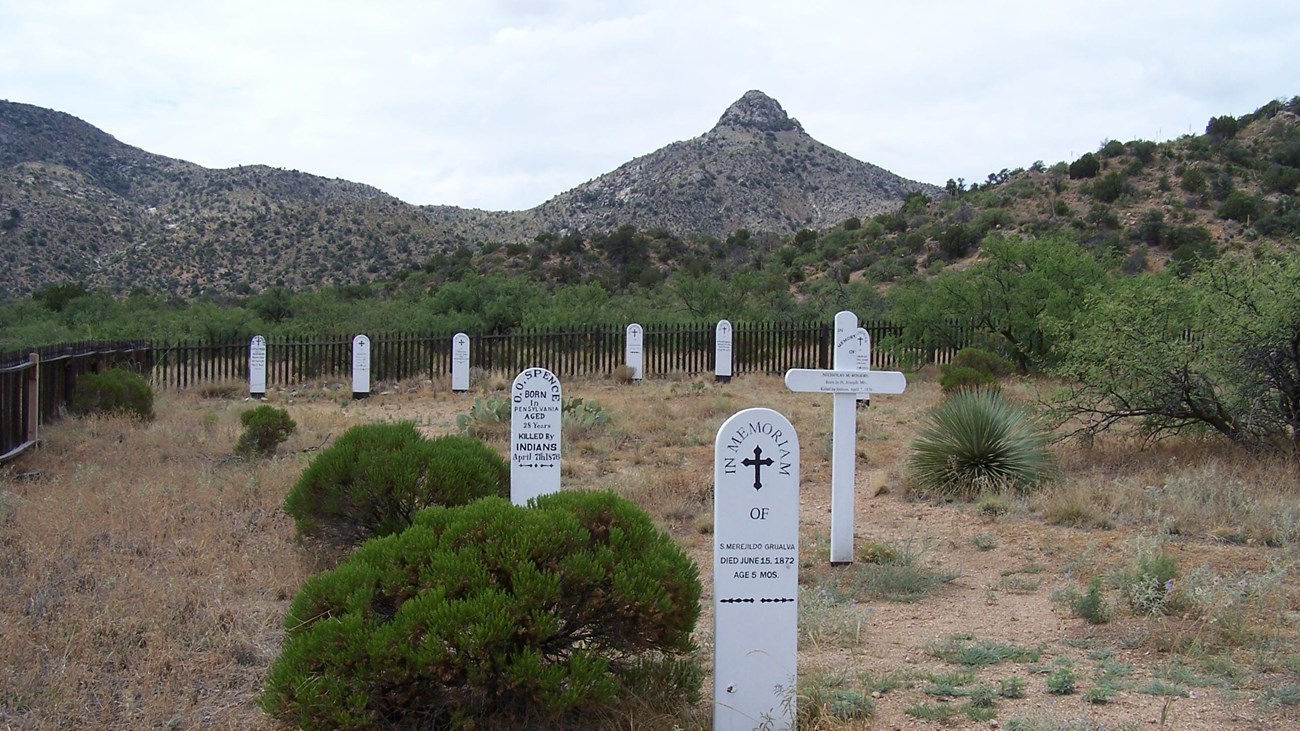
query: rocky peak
[{"left": 713, "top": 90, "right": 803, "bottom": 133}]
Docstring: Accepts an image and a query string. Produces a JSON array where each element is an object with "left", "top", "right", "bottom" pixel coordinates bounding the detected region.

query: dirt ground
[
  {"left": 364, "top": 372, "right": 1300, "bottom": 730},
  {"left": 3, "top": 371, "right": 1298, "bottom": 730}
]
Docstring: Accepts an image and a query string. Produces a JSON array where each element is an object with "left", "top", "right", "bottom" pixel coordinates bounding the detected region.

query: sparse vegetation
[
  {"left": 68, "top": 367, "right": 155, "bottom": 421},
  {"left": 4, "top": 342, "right": 1300, "bottom": 729},
  {"left": 1060, "top": 577, "right": 1111, "bottom": 625},
  {"left": 235, "top": 404, "right": 296, "bottom": 458},
  {"left": 7, "top": 90, "right": 1300, "bottom": 731}
]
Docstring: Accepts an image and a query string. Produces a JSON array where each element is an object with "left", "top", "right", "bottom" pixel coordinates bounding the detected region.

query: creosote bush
[
  {"left": 907, "top": 390, "right": 1055, "bottom": 498},
  {"left": 235, "top": 404, "right": 295, "bottom": 458},
  {"left": 69, "top": 367, "right": 155, "bottom": 421},
  {"left": 283, "top": 422, "right": 508, "bottom": 545},
  {"left": 261, "top": 491, "right": 702, "bottom": 730},
  {"left": 939, "top": 348, "right": 1011, "bottom": 394},
  {"left": 939, "top": 366, "right": 999, "bottom": 394}
]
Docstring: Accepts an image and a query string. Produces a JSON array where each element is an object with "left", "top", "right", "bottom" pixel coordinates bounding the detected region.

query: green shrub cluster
[
  {"left": 907, "top": 390, "right": 1055, "bottom": 498},
  {"left": 262, "top": 491, "right": 702, "bottom": 730},
  {"left": 939, "top": 348, "right": 1010, "bottom": 394},
  {"left": 235, "top": 405, "right": 295, "bottom": 458},
  {"left": 284, "top": 422, "right": 508, "bottom": 545},
  {"left": 69, "top": 367, "right": 154, "bottom": 421}
]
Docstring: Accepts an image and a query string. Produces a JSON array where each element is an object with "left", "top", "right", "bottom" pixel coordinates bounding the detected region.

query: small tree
[
  {"left": 1206, "top": 114, "right": 1240, "bottom": 141},
  {"left": 1052, "top": 252, "right": 1300, "bottom": 451},
  {"left": 1068, "top": 152, "right": 1101, "bottom": 180},
  {"left": 888, "top": 235, "right": 1110, "bottom": 373}
]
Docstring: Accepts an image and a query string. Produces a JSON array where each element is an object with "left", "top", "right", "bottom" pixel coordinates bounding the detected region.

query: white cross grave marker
[
  {"left": 451, "top": 332, "right": 470, "bottom": 393},
  {"left": 510, "top": 367, "right": 562, "bottom": 505},
  {"left": 249, "top": 335, "right": 267, "bottom": 399},
  {"left": 785, "top": 311, "right": 906, "bottom": 564},
  {"left": 351, "top": 334, "right": 371, "bottom": 399},
  {"left": 714, "top": 408, "right": 800, "bottom": 731}
]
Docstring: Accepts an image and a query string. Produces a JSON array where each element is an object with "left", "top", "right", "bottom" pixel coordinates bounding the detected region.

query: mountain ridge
[{"left": 0, "top": 92, "right": 936, "bottom": 298}]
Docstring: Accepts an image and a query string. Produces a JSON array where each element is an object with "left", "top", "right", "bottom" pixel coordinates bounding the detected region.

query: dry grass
[
  {"left": 1, "top": 397, "right": 311, "bottom": 729},
  {"left": 1038, "top": 438, "right": 1300, "bottom": 546},
  {"left": 2, "top": 375, "right": 1299, "bottom": 729}
]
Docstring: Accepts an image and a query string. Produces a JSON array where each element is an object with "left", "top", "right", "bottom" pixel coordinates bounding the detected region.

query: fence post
[{"left": 27, "top": 352, "right": 39, "bottom": 445}]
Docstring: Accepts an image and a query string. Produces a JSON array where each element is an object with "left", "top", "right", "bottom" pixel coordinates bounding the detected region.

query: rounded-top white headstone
[
  {"left": 451, "top": 333, "right": 470, "bottom": 393},
  {"left": 352, "top": 334, "right": 371, "bottom": 398},
  {"left": 625, "top": 323, "right": 644, "bottom": 381},
  {"left": 713, "top": 407, "right": 800, "bottom": 730},
  {"left": 249, "top": 335, "right": 267, "bottom": 398}
]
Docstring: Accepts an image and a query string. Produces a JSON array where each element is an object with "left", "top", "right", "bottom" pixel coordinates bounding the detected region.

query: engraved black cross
[{"left": 742, "top": 446, "right": 774, "bottom": 491}]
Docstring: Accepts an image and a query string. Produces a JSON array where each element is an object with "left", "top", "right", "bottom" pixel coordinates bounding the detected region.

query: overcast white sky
[{"left": 1, "top": 1, "right": 1296, "bottom": 211}]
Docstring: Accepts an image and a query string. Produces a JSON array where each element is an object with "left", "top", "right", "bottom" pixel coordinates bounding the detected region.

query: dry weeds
[{"left": 1, "top": 374, "right": 1298, "bottom": 729}]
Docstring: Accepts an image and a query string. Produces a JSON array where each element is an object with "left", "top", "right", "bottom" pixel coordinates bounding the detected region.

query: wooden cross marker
[{"left": 785, "top": 311, "right": 906, "bottom": 565}]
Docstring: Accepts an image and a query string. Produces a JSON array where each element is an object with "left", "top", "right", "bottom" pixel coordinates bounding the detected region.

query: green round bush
[
  {"left": 261, "top": 491, "right": 702, "bottom": 730},
  {"left": 907, "top": 390, "right": 1055, "bottom": 498},
  {"left": 235, "top": 405, "right": 296, "bottom": 458},
  {"left": 69, "top": 367, "right": 155, "bottom": 421},
  {"left": 949, "top": 347, "right": 1013, "bottom": 378},
  {"left": 283, "top": 422, "right": 508, "bottom": 545},
  {"left": 938, "top": 366, "right": 999, "bottom": 395}
]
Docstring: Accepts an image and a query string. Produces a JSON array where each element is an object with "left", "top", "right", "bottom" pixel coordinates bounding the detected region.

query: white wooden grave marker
[
  {"left": 625, "top": 323, "right": 644, "bottom": 381},
  {"left": 509, "top": 367, "right": 562, "bottom": 505},
  {"left": 714, "top": 408, "right": 800, "bottom": 731},
  {"left": 249, "top": 335, "right": 267, "bottom": 399},
  {"left": 451, "top": 332, "right": 470, "bottom": 393},
  {"left": 715, "top": 319, "right": 733, "bottom": 383},
  {"left": 786, "top": 312, "right": 907, "bottom": 565},
  {"left": 351, "top": 334, "right": 371, "bottom": 399},
  {"left": 853, "top": 327, "right": 872, "bottom": 404}
]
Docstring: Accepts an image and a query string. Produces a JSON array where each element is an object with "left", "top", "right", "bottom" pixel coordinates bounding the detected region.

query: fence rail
[
  {"left": 2, "top": 321, "right": 974, "bottom": 463},
  {"left": 149, "top": 320, "right": 975, "bottom": 391},
  {"left": 1, "top": 342, "right": 153, "bottom": 463}
]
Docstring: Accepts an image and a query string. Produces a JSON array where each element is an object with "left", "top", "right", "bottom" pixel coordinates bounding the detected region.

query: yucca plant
[{"left": 907, "top": 390, "right": 1055, "bottom": 498}]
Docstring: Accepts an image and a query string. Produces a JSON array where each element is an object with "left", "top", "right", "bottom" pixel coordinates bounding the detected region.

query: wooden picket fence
[
  {"left": 0, "top": 342, "right": 153, "bottom": 463},
  {"left": 150, "top": 320, "right": 976, "bottom": 391},
  {"left": 1, "top": 320, "right": 975, "bottom": 463}
]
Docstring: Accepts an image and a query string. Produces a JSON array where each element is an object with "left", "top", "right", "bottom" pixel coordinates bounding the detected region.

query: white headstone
[
  {"left": 714, "top": 408, "right": 800, "bottom": 731},
  {"left": 249, "top": 335, "right": 267, "bottom": 398},
  {"left": 715, "top": 319, "right": 733, "bottom": 382},
  {"left": 451, "top": 332, "right": 470, "bottom": 393},
  {"left": 510, "top": 367, "right": 562, "bottom": 505},
  {"left": 351, "top": 334, "right": 371, "bottom": 399},
  {"left": 625, "top": 323, "right": 644, "bottom": 381},
  {"left": 785, "top": 362, "right": 907, "bottom": 565}
]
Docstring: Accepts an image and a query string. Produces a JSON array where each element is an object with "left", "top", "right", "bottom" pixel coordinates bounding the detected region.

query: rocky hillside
[
  {"left": 0, "top": 92, "right": 935, "bottom": 299},
  {"left": 528, "top": 91, "right": 939, "bottom": 234}
]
